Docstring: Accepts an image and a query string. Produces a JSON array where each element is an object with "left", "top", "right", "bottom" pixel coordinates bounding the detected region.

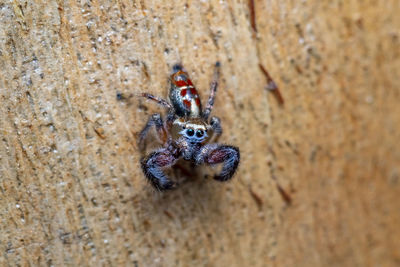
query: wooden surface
[{"left": 1, "top": 0, "right": 399, "bottom": 266}]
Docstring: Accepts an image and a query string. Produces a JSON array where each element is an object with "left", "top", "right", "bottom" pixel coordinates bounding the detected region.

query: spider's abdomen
[{"left": 170, "top": 65, "right": 201, "bottom": 118}]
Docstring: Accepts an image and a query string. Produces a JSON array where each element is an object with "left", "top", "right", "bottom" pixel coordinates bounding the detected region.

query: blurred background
[{"left": 0, "top": 1, "right": 399, "bottom": 266}]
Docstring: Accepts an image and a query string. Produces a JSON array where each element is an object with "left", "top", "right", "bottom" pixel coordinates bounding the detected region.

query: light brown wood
[{"left": 1, "top": 0, "right": 399, "bottom": 266}]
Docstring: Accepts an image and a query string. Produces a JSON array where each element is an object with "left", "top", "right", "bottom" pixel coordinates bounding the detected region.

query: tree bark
[{"left": 0, "top": 0, "right": 399, "bottom": 266}]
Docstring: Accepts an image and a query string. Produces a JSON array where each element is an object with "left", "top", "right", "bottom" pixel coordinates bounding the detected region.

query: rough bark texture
[{"left": 1, "top": 1, "right": 399, "bottom": 266}]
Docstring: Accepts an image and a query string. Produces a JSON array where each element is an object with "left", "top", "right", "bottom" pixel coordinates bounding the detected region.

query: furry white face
[
  {"left": 172, "top": 118, "right": 211, "bottom": 143},
  {"left": 179, "top": 125, "right": 208, "bottom": 143}
]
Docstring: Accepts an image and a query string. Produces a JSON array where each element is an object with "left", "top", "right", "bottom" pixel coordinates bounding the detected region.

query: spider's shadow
[{"left": 135, "top": 163, "right": 230, "bottom": 230}]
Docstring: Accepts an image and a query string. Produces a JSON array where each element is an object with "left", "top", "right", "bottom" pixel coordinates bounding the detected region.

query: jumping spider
[{"left": 138, "top": 62, "right": 240, "bottom": 190}]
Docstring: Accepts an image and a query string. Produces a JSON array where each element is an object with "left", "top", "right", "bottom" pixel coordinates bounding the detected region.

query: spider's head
[
  {"left": 172, "top": 118, "right": 211, "bottom": 143},
  {"left": 180, "top": 127, "right": 208, "bottom": 143}
]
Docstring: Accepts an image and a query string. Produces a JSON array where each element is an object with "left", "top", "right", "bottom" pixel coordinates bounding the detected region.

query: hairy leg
[
  {"left": 209, "top": 116, "right": 222, "bottom": 142},
  {"left": 165, "top": 110, "right": 176, "bottom": 132},
  {"left": 141, "top": 146, "right": 180, "bottom": 191},
  {"left": 202, "top": 62, "right": 220, "bottom": 120},
  {"left": 195, "top": 144, "right": 240, "bottom": 182},
  {"left": 138, "top": 113, "right": 168, "bottom": 151},
  {"left": 140, "top": 92, "right": 172, "bottom": 109}
]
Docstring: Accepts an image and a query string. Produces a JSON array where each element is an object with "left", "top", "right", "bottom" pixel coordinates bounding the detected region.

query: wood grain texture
[{"left": 0, "top": 0, "right": 399, "bottom": 266}]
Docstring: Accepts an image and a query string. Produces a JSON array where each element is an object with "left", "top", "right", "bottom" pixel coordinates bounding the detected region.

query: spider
[{"left": 137, "top": 62, "right": 240, "bottom": 190}]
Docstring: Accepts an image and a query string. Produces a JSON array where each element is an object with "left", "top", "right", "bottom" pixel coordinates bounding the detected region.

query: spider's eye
[
  {"left": 196, "top": 130, "right": 204, "bottom": 138},
  {"left": 186, "top": 129, "right": 194, "bottom": 136}
]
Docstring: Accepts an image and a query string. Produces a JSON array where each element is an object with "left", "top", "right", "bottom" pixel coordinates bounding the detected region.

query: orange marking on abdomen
[
  {"left": 175, "top": 80, "right": 187, "bottom": 87},
  {"left": 190, "top": 88, "right": 198, "bottom": 95},
  {"left": 180, "top": 89, "right": 187, "bottom": 97},
  {"left": 183, "top": 100, "right": 191, "bottom": 108}
]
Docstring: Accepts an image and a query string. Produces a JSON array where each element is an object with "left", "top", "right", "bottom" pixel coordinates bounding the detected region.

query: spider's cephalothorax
[{"left": 138, "top": 62, "right": 240, "bottom": 191}]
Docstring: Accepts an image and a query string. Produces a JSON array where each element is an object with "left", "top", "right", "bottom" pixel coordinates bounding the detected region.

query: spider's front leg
[
  {"left": 210, "top": 116, "right": 222, "bottom": 142},
  {"left": 196, "top": 144, "right": 240, "bottom": 182},
  {"left": 141, "top": 145, "right": 181, "bottom": 191},
  {"left": 138, "top": 113, "right": 168, "bottom": 151}
]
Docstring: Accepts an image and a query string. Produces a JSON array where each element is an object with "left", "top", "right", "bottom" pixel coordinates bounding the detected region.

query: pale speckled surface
[{"left": 0, "top": 1, "right": 399, "bottom": 266}]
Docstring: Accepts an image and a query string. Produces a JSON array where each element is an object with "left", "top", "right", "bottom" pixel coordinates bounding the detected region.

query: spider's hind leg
[
  {"left": 202, "top": 62, "right": 221, "bottom": 120},
  {"left": 140, "top": 93, "right": 172, "bottom": 109}
]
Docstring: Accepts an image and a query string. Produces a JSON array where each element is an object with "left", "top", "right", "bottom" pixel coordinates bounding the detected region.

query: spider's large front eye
[
  {"left": 196, "top": 130, "right": 204, "bottom": 138},
  {"left": 186, "top": 129, "right": 194, "bottom": 136}
]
